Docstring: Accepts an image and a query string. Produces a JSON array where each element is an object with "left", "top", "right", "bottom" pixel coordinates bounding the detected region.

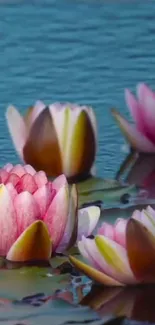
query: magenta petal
[
  {"left": 112, "top": 109, "right": 155, "bottom": 152},
  {"left": 16, "top": 174, "right": 38, "bottom": 194},
  {"left": 44, "top": 184, "right": 69, "bottom": 251},
  {"left": 137, "top": 83, "right": 155, "bottom": 143},
  {"left": 125, "top": 89, "right": 145, "bottom": 133},
  {"left": 34, "top": 171, "right": 48, "bottom": 188},
  {"left": 14, "top": 191, "right": 41, "bottom": 235},
  {"left": 7, "top": 173, "right": 20, "bottom": 187},
  {"left": 0, "top": 185, "right": 18, "bottom": 256}
]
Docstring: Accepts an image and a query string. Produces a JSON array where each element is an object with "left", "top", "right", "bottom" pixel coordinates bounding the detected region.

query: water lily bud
[{"left": 6, "top": 102, "right": 97, "bottom": 179}]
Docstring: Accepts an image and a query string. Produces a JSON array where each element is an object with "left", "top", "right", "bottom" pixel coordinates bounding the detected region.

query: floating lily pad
[
  {"left": 78, "top": 179, "right": 138, "bottom": 208},
  {"left": 77, "top": 177, "right": 120, "bottom": 194},
  {"left": 50, "top": 256, "right": 69, "bottom": 269},
  {"left": 50, "top": 248, "right": 80, "bottom": 269},
  {"left": 0, "top": 267, "right": 71, "bottom": 300}
]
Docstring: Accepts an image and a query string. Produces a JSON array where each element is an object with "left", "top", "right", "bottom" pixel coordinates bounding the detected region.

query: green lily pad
[
  {"left": 50, "top": 256, "right": 69, "bottom": 268},
  {"left": 0, "top": 267, "right": 71, "bottom": 300},
  {"left": 50, "top": 248, "right": 80, "bottom": 268},
  {"left": 78, "top": 183, "right": 138, "bottom": 207},
  {"left": 77, "top": 177, "right": 120, "bottom": 194}
]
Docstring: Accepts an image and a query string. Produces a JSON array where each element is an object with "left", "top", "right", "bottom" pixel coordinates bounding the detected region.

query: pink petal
[
  {"left": 95, "top": 236, "right": 136, "bottom": 284},
  {"left": 14, "top": 191, "right": 40, "bottom": 235},
  {"left": 146, "top": 205, "right": 155, "bottom": 220},
  {"left": 34, "top": 171, "right": 48, "bottom": 188},
  {"left": 24, "top": 164, "right": 36, "bottom": 176},
  {"left": 57, "top": 184, "right": 78, "bottom": 252},
  {"left": 114, "top": 218, "right": 127, "bottom": 247},
  {"left": 28, "top": 100, "right": 46, "bottom": 127},
  {"left": 7, "top": 220, "right": 51, "bottom": 262},
  {"left": 46, "top": 181, "right": 53, "bottom": 192},
  {"left": 10, "top": 164, "right": 26, "bottom": 177},
  {"left": 98, "top": 222, "right": 115, "bottom": 240},
  {"left": 3, "top": 163, "right": 13, "bottom": 172},
  {"left": 5, "top": 183, "right": 18, "bottom": 201},
  {"left": 131, "top": 209, "right": 142, "bottom": 222},
  {"left": 6, "top": 173, "right": 20, "bottom": 187},
  {"left": 78, "top": 236, "right": 135, "bottom": 284},
  {"left": 16, "top": 174, "right": 38, "bottom": 194},
  {"left": 132, "top": 206, "right": 155, "bottom": 237},
  {"left": 52, "top": 174, "right": 67, "bottom": 192},
  {"left": 6, "top": 105, "right": 27, "bottom": 159},
  {"left": 77, "top": 206, "right": 100, "bottom": 241},
  {"left": 78, "top": 237, "right": 105, "bottom": 271},
  {"left": 0, "top": 169, "right": 9, "bottom": 183},
  {"left": 112, "top": 109, "right": 155, "bottom": 152},
  {"left": 137, "top": 83, "right": 155, "bottom": 144},
  {"left": 0, "top": 185, "right": 18, "bottom": 256},
  {"left": 44, "top": 184, "right": 69, "bottom": 251},
  {"left": 125, "top": 88, "right": 145, "bottom": 133},
  {"left": 78, "top": 239, "right": 91, "bottom": 261},
  {"left": 33, "top": 185, "right": 56, "bottom": 217},
  {"left": 140, "top": 208, "right": 155, "bottom": 235}
]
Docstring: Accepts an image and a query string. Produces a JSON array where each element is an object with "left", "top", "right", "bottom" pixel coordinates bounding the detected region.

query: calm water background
[{"left": 0, "top": 0, "right": 155, "bottom": 178}]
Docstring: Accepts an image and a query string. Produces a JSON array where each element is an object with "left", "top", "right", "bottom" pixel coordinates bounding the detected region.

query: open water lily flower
[
  {"left": 6, "top": 101, "right": 97, "bottom": 179},
  {"left": 112, "top": 83, "right": 155, "bottom": 153},
  {"left": 70, "top": 205, "right": 155, "bottom": 286},
  {"left": 0, "top": 163, "right": 100, "bottom": 262}
]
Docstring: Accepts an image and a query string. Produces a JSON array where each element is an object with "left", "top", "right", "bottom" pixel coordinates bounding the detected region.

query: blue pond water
[
  {"left": 0, "top": 1, "right": 154, "bottom": 322},
  {"left": 0, "top": 0, "right": 155, "bottom": 178}
]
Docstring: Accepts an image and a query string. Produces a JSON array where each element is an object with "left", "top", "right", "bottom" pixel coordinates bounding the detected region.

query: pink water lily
[
  {"left": 0, "top": 163, "right": 100, "bottom": 262},
  {"left": 112, "top": 83, "right": 155, "bottom": 152},
  {"left": 6, "top": 101, "right": 97, "bottom": 179},
  {"left": 70, "top": 205, "right": 155, "bottom": 286}
]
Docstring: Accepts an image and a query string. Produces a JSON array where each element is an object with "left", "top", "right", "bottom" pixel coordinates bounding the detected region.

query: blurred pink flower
[{"left": 112, "top": 83, "right": 155, "bottom": 152}]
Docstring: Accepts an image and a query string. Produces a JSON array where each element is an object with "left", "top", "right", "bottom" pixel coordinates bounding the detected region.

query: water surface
[{"left": 0, "top": 0, "right": 154, "bottom": 178}]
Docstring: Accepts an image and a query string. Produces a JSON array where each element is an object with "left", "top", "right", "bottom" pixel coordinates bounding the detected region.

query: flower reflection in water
[
  {"left": 80, "top": 285, "right": 155, "bottom": 323},
  {"left": 116, "top": 151, "right": 155, "bottom": 201}
]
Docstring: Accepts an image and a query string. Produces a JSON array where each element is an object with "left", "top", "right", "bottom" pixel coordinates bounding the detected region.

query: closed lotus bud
[{"left": 6, "top": 101, "right": 97, "bottom": 180}]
